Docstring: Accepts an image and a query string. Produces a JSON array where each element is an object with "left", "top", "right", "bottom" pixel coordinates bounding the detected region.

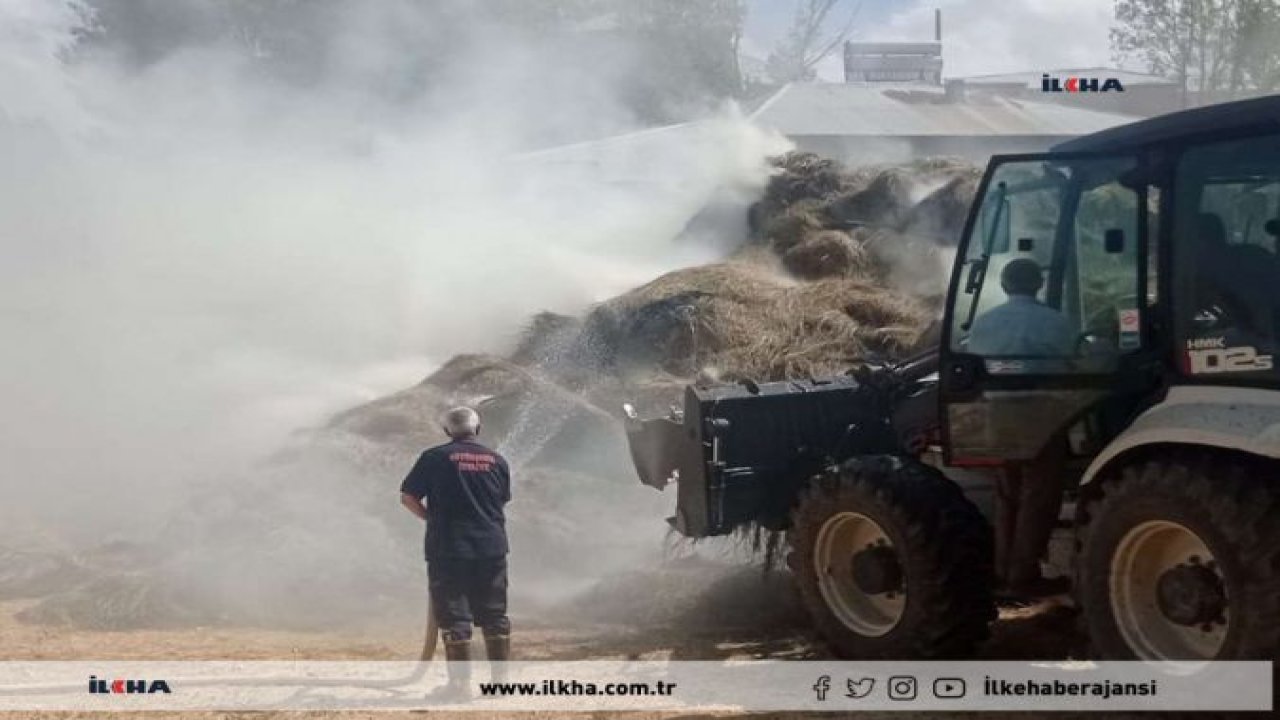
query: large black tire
[
  {"left": 788, "top": 455, "right": 995, "bottom": 659},
  {"left": 1077, "top": 454, "right": 1280, "bottom": 659}
]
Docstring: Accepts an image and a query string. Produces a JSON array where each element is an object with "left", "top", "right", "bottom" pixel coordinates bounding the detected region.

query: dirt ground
[
  {"left": 0, "top": 575, "right": 1165, "bottom": 720},
  {"left": 0, "top": 597, "right": 1080, "bottom": 662}
]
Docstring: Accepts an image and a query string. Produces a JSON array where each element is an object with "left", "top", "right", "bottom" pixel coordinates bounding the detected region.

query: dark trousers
[
  {"left": 427, "top": 556, "right": 510, "bottom": 642},
  {"left": 994, "top": 442, "right": 1068, "bottom": 589}
]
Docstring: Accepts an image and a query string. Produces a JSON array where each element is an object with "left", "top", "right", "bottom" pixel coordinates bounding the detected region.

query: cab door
[{"left": 939, "top": 153, "right": 1152, "bottom": 465}]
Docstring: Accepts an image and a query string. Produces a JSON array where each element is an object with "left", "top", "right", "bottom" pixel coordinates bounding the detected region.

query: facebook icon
[{"left": 813, "top": 675, "right": 832, "bottom": 701}]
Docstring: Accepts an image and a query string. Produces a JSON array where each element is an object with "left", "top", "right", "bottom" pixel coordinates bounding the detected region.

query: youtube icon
[{"left": 933, "top": 678, "right": 966, "bottom": 699}]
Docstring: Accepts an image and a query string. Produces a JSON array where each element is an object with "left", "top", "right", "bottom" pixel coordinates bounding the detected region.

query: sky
[{"left": 744, "top": 0, "right": 1122, "bottom": 81}]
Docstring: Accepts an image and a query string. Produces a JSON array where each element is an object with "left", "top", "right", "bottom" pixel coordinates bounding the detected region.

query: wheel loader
[{"left": 622, "top": 95, "right": 1280, "bottom": 661}]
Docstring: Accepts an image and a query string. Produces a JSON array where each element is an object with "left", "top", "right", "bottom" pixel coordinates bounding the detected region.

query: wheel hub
[
  {"left": 1109, "top": 519, "right": 1229, "bottom": 659},
  {"left": 1156, "top": 562, "right": 1225, "bottom": 627},
  {"left": 813, "top": 511, "right": 906, "bottom": 637},
  {"left": 851, "top": 544, "right": 903, "bottom": 595}
]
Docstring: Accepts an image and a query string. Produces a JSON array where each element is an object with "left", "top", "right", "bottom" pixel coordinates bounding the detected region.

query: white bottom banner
[{"left": 0, "top": 660, "right": 1271, "bottom": 712}]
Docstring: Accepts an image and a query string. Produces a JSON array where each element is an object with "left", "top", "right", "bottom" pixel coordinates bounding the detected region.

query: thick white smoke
[{"left": 0, "top": 0, "right": 785, "bottom": 616}]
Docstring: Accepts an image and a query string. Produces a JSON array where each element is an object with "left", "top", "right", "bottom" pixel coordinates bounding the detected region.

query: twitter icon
[{"left": 846, "top": 677, "right": 876, "bottom": 699}]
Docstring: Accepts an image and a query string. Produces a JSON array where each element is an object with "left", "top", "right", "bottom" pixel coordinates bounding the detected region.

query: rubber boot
[
  {"left": 484, "top": 634, "right": 511, "bottom": 685},
  {"left": 427, "top": 639, "right": 472, "bottom": 702}
]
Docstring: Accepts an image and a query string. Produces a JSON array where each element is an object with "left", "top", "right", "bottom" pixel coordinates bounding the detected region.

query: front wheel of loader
[
  {"left": 1077, "top": 455, "right": 1280, "bottom": 660},
  {"left": 788, "top": 456, "right": 995, "bottom": 659}
]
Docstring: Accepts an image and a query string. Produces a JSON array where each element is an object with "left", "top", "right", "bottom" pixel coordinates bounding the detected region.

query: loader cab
[{"left": 940, "top": 99, "right": 1280, "bottom": 466}]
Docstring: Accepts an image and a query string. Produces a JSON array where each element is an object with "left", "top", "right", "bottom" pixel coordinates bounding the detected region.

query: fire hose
[
  {"left": 2, "top": 549, "right": 445, "bottom": 697},
  {"left": 420, "top": 597, "right": 439, "bottom": 661}
]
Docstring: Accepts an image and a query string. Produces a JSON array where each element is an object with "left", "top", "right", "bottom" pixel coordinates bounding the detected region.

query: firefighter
[{"left": 400, "top": 406, "right": 512, "bottom": 697}]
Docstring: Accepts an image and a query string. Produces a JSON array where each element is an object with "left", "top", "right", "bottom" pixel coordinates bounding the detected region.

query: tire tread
[
  {"left": 1077, "top": 451, "right": 1280, "bottom": 659},
  {"left": 788, "top": 455, "right": 995, "bottom": 659}
]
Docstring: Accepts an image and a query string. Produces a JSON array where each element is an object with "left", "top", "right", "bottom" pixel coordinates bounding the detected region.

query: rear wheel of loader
[
  {"left": 1078, "top": 455, "right": 1280, "bottom": 660},
  {"left": 789, "top": 456, "right": 995, "bottom": 658}
]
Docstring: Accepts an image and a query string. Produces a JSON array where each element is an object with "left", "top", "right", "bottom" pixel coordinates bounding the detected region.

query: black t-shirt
[{"left": 400, "top": 439, "right": 511, "bottom": 560}]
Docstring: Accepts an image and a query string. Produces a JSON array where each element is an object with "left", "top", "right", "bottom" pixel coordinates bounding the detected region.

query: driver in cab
[
  {"left": 968, "top": 258, "right": 1074, "bottom": 359},
  {"left": 965, "top": 257, "right": 1077, "bottom": 598}
]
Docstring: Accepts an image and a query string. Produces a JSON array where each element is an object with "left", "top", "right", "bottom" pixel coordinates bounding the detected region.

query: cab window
[
  {"left": 1174, "top": 134, "right": 1280, "bottom": 379},
  {"left": 950, "top": 156, "right": 1141, "bottom": 374},
  {"left": 1074, "top": 169, "right": 1143, "bottom": 355}
]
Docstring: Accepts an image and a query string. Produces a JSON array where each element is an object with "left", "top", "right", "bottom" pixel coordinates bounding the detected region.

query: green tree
[
  {"left": 765, "top": 0, "right": 860, "bottom": 84},
  {"left": 1233, "top": 0, "right": 1280, "bottom": 91},
  {"left": 1111, "top": 0, "right": 1280, "bottom": 100},
  {"left": 617, "top": 0, "right": 746, "bottom": 118},
  {"left": 78, "top": 0, "right": 747, "bottom": 124}
]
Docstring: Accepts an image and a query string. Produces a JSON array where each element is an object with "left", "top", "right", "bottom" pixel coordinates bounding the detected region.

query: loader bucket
[
  {"left": 625, "top": 413, "right": 695, "bottom": 491},
  {"left": 623, "top": 376, "right": 901, "bottom": 538}
]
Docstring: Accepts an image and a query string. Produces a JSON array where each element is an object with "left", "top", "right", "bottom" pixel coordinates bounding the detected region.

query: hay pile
[
  {"left": 308, "top": 149, "right": 976, "bottom": 448},
  {"left": 755, "top": 152, "right": 979, "bottom": 279},
  {"left": 581, "top": 261, "right": 930, "bottom": 381},
  {"left": 567, "top": 152, "right": 976, "bottom": 382},
  {"left": 15, "top": 150, "right": 978, "bottom": 631},
  {"left": 901, "top": 174, "right": 982, "bottom": 245},
  {"left": 0, "top": 547, "right": 83, "bottom": 600},
  {"left": 15, "top": 574, "right": 212, "bottom": 631}
]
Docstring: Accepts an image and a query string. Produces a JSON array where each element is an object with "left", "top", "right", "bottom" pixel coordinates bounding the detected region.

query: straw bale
[
  {"left": 761, "top": 200, "right": 825, "bottom": 252},
  {"left": 826, "top": 167, "right": 916, "bottom": 228},
  {"left": 899, "top": 174, "right": 981, "bottom": 245},
  {"left": 780, "top": 230, "right": 876, "bottom": 280}
]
